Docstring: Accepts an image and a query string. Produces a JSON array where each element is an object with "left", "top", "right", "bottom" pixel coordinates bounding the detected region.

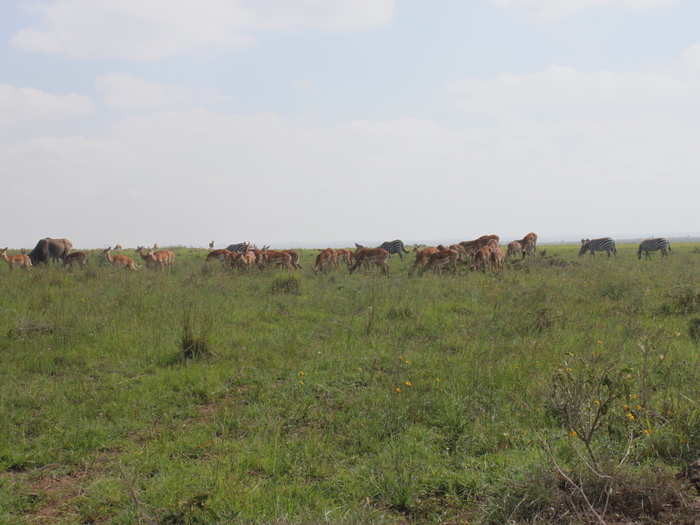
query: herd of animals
[{"left": 0, "top": 235, "right": 674, "bottom": 274}]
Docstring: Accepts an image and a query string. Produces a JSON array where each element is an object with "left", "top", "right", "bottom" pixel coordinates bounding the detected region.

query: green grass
[{"left": 0, "top": 245, "right": 699, "bottom": 524}]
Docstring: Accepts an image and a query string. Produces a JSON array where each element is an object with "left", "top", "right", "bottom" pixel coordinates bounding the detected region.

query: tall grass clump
[{"left": 180, "top": 307, "right": 213, "bottom": 360}]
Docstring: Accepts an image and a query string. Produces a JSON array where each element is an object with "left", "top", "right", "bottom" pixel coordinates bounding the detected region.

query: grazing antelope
[
  {"left": 349, "top": 248, "right": 390, "bottom": 275},
  {"left": 506, "top": 241, "right": 523, "bottom": 260},
  {"left": 284, "top": 250, "right": 303, "bottom": 270},
  {"left": 0, "top": 247, "right": 32, "bottom": 270},
  {"left": 137, "top": 246, "right": 174, "bottom": 270},
  {"left": 472, "top": 246, "right": 492, "bottom": 272},
  {"left": 237, "top": 250, "right": 257, "bottom": 270},
  {"left": 421, "top": 247, "right": 458, "bottom": 275},
  {"left": 102, "top": 247, "right": 139, "bottom": 270},
  {"left": 489, "top": 245, "right": 505, "bottom": 271},
  {"left": 260, "top": 249, "right": 295, "bottom": 270},
  {"left": 410, "top": 246, "right": 438, "bottom": 275},
  {"left": 355, "top": 240, "right": 409, "bottom": 260},
  {"left": 524, "top": 232, "right": 537, "bottom": 254},
  {"left": 449, "top": 244, "right": 468, "bottom": 262},
  {"left": 335, "top": 249, "right": 354, "bottom": 267},
  {"left": 313, "top": 248, "right": 337, "bottom": 273},
  {"left": 459, "top": 235, "right": 499, "bottom": 262},
  {"left": 209, "top": 241, "right": 215, "bottom": 249},
  {"left": 206, "top": 249, "right": 233, "bottom": 264},
  {"left": 63, "top": 251, "right": 88, "bottom": 269}
]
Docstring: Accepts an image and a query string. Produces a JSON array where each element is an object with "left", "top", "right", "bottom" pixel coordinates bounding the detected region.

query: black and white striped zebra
[
  {"left": 355, "top": 240, "right": 409, "bottom": 260},
  {"left": 579, "top": 238, "right": 617, "bottom": 257},
  {"left": 226, "top": 241, "right": 252, "bottom": 253},
  {"left": 638, "top": 238, "right": 671, "bottom": 259}
]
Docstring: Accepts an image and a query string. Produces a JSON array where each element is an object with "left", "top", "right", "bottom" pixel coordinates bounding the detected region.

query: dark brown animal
[{"left": 28, "top": 238, "right": 72, "bottom": 264}]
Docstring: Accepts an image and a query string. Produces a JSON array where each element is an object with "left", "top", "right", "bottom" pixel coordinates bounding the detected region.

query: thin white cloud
[
  {"left": 491, "top": 0, "right": 677, "bottom": 19},
  {"left": 3, "top": 44, "right": 700, "bottom": 247},
  {"left": 0, "top": 84, "right": 94, "bottom": 122},
  {"left": 12, "top": 0, "right": 395, "bottom": 61},
  {"left": 96, "top": 73, "right": 196, "bottom": 109}
]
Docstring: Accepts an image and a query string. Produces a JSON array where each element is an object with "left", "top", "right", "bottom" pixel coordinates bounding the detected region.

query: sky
[{"left": 2, "top": 0, "right": 700, "bottom": 248}]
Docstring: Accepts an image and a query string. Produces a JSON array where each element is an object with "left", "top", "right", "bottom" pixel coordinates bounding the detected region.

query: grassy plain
[{"left": 0, "top": 244, "right": 699, "bottom": 524}]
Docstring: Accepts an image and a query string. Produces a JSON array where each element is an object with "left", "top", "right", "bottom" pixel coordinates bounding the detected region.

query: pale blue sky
[{"left": 1, "top": 1, "right": 699, "bottom": 247}]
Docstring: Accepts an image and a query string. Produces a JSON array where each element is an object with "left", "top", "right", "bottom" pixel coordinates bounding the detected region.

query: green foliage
[{"left": 0, "top": 244, "right": 699, "bottom": 524}]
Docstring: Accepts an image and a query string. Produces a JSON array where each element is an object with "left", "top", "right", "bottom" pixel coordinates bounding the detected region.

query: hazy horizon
[{"left": 2, "top": 1, "right": 700, "bottom": 249}]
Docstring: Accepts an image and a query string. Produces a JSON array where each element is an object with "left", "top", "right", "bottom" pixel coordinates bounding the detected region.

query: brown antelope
[
  {"left": 206, "top": 249, "right": 233, "bottom": 264},
  {"left": 506, "top": 241, "right": 523, "bottom": 260},
  {"left": 0, "top": 247, "right": 32, "bottom": 270},
  {"left": 137, "top": 246, "right": 174, "bottom": 270},
  {"left": 63, "top": 251, "right": 88, "bottom": 269},
  {"left": 102, "top": 247, "right": 139, "bottom": 270},
  {"left": 260, "top": 249, "right": 295, "bottom": 270},
  {"left": 313, "top": 248, "right": 337, "bottom": 273},
  {"left": 410, "top": 246, "right": 438, "bottom": 275},
  {"left": 283, "top": 250, "right": 302, "bottom": 270},
  {"left": 335, "top": 249, "right": 354, "bottom": 267},
  {"left": 421, "top": 247, "right": 458, "bottom": 275},
  {"left": 520, "top": 232, "right": 538, "bottom": 256},
  {"left": 449, "top": 244, "right": 468, "bottom": 262},
  {"left": 490, "top": 245, "right": 505, "bottom": 271},
  {"left": 472, "top": 245, "right": 494, "bottom": 272},
  {"left": 349, "top": 247, "right": 390, "bottom": 275}
]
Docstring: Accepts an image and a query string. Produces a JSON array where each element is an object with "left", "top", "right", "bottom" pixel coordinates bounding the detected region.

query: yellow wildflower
[
  {"left": 395, "top": 387, "right": 402, "bottom": 393},
  {"left": 569, "top": 430, "right": 578, "bottom": 438},
  {"left": 404, "top": 381, "right": 413, "bottom": 387},
  {"left": 593, "top": 400, "right": 601, "bottom": 407},
  {"left": 626, "top": 413, "right": 636, "bottom": 421},
  {"left": 298, "top": 371, "right": 305, "bottom": 377},
  {"left": 635, "top": 404, "right": 642, "bottom": 411},
  {"left": 643, "top": 429, "right": 652, "bottom": 436}
]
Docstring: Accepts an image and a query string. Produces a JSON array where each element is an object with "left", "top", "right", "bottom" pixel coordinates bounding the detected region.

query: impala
[
  {"left": 349, "top": 247, "right": 390, "bottom": 275},
  {"left": 102, "top": 247, "right": 139, "bottom": 270},
  {"left": 0, "top": 247, "right": 32, "bottom": 270},
  {"left": 313, "top": 248, "right": 337, "bottom": 273}
]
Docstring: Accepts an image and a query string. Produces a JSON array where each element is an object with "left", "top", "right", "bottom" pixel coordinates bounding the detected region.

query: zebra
[
  {"left": 579, "top": 238, "right": 617, "bottom": 257},
  {"left": 638, "top": 238, "right": 671, "bottom": 259},
  {"left": 355, "top": 240, "right": 409, "bottom": 260},
  {"left": 226, "top": 241, "right": 252, "bottom": 253}
]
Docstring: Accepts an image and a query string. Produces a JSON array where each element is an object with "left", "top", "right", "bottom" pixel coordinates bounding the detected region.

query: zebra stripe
[
  {"left": 355, "top": 240, "right": 409, "bottom": 260},
  {"left": 579, "top": 238, "right": 616, "bottom": 257},
  {"left": 638, "top": 238, "right": 671, "bottom": 259},
  {"left": 226, "top": 241, "right": 252, "bottom": 253}
]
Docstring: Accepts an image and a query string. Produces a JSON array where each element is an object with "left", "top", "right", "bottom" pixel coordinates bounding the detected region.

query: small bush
[
  {"left": 7, "top": 319, "right": 54, "bottom": 338},
  {"left": 270, "top": 275, "right": 301, "bottom": 295},
  {"left": 180, "top": 310, "right": 213, "bottom": 360},
  {"left": 482, "top": 460, "right": 690, "bottom": 524},
  {"left": 386, "top": 306, "right": 414, "bottom": 320},
  {"left": 660, "top": 286, "right": 700, "bottom": 315},
  {"left": 689, "top": 318, "right": 700, "bottom": 344}
]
